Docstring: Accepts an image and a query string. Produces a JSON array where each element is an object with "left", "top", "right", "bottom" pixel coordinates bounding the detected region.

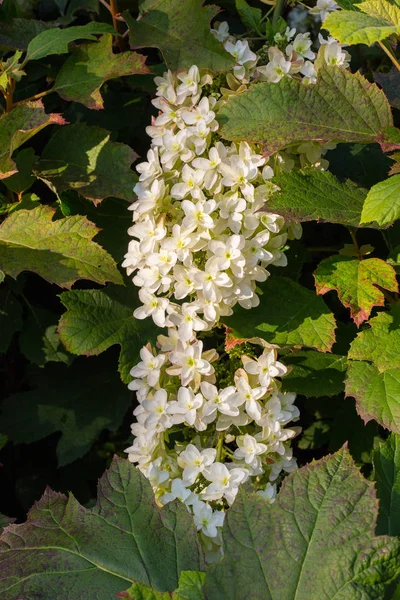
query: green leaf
[
  {"left": 2, "top": 148, "right": 36, "bottom": 194},
  {"left": 0, "top": 205, "right": 123, "bottom": 288},
  {"left": 269, "top": 170, "right": 369, "bottom": 228},
  {"left": 0, "top": 514, "right": 14, "bottom": 535},
  {"left": 35, "top": 124, "right": 137, "bottom": 203},
  {"left": 0, "top": 457, "right": 205, "bottom": 599},
  {"left": 235, "top": 0, "right": 262, "bottom": 32},
  {"left": 314, "top": 256, "right": 398, "bottom": 326},
  {"left": 374, "top": 433, "right": 400, "bottom": 536},
  {"left": 360, "top": 174, "right": 400, "bottom": 226},
  {"left": 58, "top": 286, "right": 159, "bottom": 383},
  {"left": 375, "top": 69, "right": 400, "bottom": 110},
  {"left": 121, "top": 571, "right": 205, "bottom": 599},
  {"left": 359, "top": 0, "right": 400, "bottom": 23},
  {"left": 283, "top": 350, "right": 347, "bottom": 397},
  {"left": 346, "top": 310, "right": 400, "bottom": 432},
  {"left": 0, "top": 19, "right": 54, "bottom": 52},
  {"left": 223, "top": 276, "right": 336, "bottom": 352},
  {"left": 0, "top": 100, "right": 65, "bottom": 179},
  {"left": 53, "top": 34, "right": 150, "bottom": 109},
  {"left": 124, "top": 0, "right": 235, "bottom": 72},
  {"left": 0, "top": 355, "right": 132, "bottom": 466},
  {"left": 204, "top": 448, "right": 400, "bottom": 599},
  {"left": 24, "top": 21, "right": 115, "bottom": 62},
  {"left": 217, "top": 66, "right": 392, "bottom": 154},
  {"left": 19, "top": 307, "right": 71, "bottom": 367},
  {"left": 0, "top": 285, "right": 22, "bottom": 354},
  {"left": 323, "top": 10, "right": 399, "bottom": 46}
]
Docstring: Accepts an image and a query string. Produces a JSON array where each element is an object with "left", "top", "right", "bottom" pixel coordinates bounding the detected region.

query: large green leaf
[
  {"left": 0, "top": 100, "right": 65, "bottom": 179},
  {"left": 0, "top": 457, "right": 205, "bottom": 599},
  {"left": 204, "top": 448, "right": 400, "bottom": 599},
  {"left": 54, "top": 34, "right": 150, "bottom": 109},
  {"left": 19, "top": 307, "right": 71, "bottom": 367},
  {"left": 35, "top": 124, "right": 137, "bottom": 203},
  {"left": 58, "top": 285, "right": 159, "bottom": 383},
  {"left": 269, "top": 170, "right": 369, "bottom": 227},
  {"left": 223, "top": 277, "right": 336, "bottom": 352},
  {"left": 346, "top": 310, "right": 400, "bottom": 432},
  {"left": 124, "top": 0, "right": 235, "bottom": 72},
  {"left": 323, "top": 10, "right": 400, "bottom": 46},
  {"left": 360, "top": 175, "right": 400, "bottom": 226},
  {"left": 374, "top": 433, "right": 400, "bottom": 536},
  {"left": 0, "top": 354, "right": 130, "bottom": 466},
  {"left": 0, "top": 205, "right": 123, "bottom": 288},
  {"left": 24, "top": 21, "right": 115, "bottom": 62},
  {"left": 283, "top": 350, "right": 347, "bottom": 397},
  {"left": 217, "top": 66, "right": 392, "bottom": 154},
  {"left": 0, "top": 19, "right": 54, "bottom": 52},
  {"left": 314, "top": 256, "right": 398, "bottom": 326}
]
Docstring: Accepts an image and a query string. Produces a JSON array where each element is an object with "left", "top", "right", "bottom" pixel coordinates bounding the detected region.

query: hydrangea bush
[{"left": 1, "top": 0, "right": 400, "bottom": 597}]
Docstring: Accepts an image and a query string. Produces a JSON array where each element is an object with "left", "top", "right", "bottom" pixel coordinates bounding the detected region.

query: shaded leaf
[
  {"left": 283, "top": 350, "right": 347, "bottom": 397},
  {"left": 0, "top": 205, "right": 123, "bottom": 288},
  {"left": 54, "top": 34, "right": 150, "bottom": 109},
  {"left": 0, "top": 515, "right": 15, "bottom": 535},
  {"left": 361, "top": 174, "right": 400, "bottom": 226},
  {"left": 314, "top": 255, "right": 398, "bottom": 326},
  {"left": 223, "top": 277, "right": 336, "bottom": 352},
  {"left": 124, "top": 0, "right": 235, "bottom": 72},
  {"left": 0, "top": 285, "right": 22, "bottom": 354},
  {"left": 217, "top": 66, "right": 392, "bottom": 155},
  {"left": 19, "top": 307, "right": 71, "bottom": 366},
  {"left": 0, "top": 457, "right": 205, "bottom": 599},
  {"left": 204, "top": 448, "right": 400, "bottom": 600},
  {"left": 24, "top": 21, "right": 115, "bottom": 62},
  {"left": 346, "top": 310, "right": 400, "bottom": 432},
  {"left": 58, "top": 285, "right": 159, "bottom": 383},
  {"left": 2, "top": 148, "right": 36, "bottom": 194},
  {"left": 0, "top": 100, "right": 65, "bottom": 179},
  {"left": 375, "top": 68, "right": 400, "bottom": 110},
  {"left": 35, "top": 123, "right": 137, "bottom": 203},
  {"left": 0, "top": 19, "right": 54, "bottom": 51},
  {"left": 0, "top": 355, "right": 132, "bottom": 466},
  {"left": 235, "top": 0, "right": 262, "bottom": 32},
  {"left": 374, "top": 433, "right": 400, "bottom": 536},
  {"left": 270, "top": 170, "right": 369, "bottom": 227}
]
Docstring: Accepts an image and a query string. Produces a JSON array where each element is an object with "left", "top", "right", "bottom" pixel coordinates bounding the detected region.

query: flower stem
[
  {"left": 378, "top": 40, "right": 400, "bottom": 72},
  {"left": 272, "top": 0, "right": 285, "bottom": 27},
  {"left": 216, "top": 433, "right": 225, "bottom": 463}
]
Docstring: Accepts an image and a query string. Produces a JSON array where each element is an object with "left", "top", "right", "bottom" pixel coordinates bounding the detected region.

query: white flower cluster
[
  {"left": 126, "top": 334, "right": 300, "bottom": 559},
  {"left": 124, "top": 17, "right": 350, "bottom": 560}
]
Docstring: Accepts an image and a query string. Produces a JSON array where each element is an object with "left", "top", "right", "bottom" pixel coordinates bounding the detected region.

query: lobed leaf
[
  {"left": 204, "top": 447, "right": 400, "bottom": 599},
  {"left": 35, "top": 124, "right": 137, "bottom": 203},
  {"left": 124, "top": 0, "right": 235, "bottom": 73},
  {"left": 121, "top": 571, "right": 205, "bottom": 599},
  {"left": 323, "top": 10, "right": 399, "bottom": 46},
  {"left": 58, "top": 286, "right": 159, "bottom": 383},
  {"left": 54, "top": 34, "right": 150, "bottom": 109},
  {"left": 346, "top": 310, "right": 400, "bottom": 432},
  {"left": 217, "top": 66, "right": 392, "bottom": 154},
  {"left": 0, "top": 457, "right": 205, "bottom": 599},
  {"left": 0, "top": 205, "right": 123, "bottom": 288},
  {"left": 270, "top": 170, "right": 369, "bottom": 227},
  {"left": 0, "top": 100, "right": 65, "bottom": 179},
  {"left": 283, "top": 349, "right": 347, "bottom": 397},
  {"left": 24, "top": 21, "right": 115, "bottom": 62},
  {"left": 314, "top": 255, "right": 398, "bottom": 326},
  {"left": 223, "top": 276, "right": 336, "bottom": 352}
]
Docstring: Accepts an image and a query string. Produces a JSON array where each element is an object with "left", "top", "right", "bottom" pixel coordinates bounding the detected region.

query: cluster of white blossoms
[
  {"left": 126, "top": 333, "right": 300, "bottom": 559},
  {"left": 124, "top": 16, "right": 350, "bottom": 559}
]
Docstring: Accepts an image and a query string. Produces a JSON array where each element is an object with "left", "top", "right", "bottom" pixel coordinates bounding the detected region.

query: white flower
[
  {"left": 167, "top": 387, "right": 203, "bottom": 426},
  {"left": 177, "top": 65, "right": 201, "bottom": 96},
  {"left": 257, "top": 482, "right": 277, "bottom": 503},
  {"left": 169, "top": 303, "right": 208, "bottom": 342},
  {"left": 203, "top": 462, "right": 247, "bottom": 504},
  {"left": 133, "top": 288, "right": 169, "bottom": 328},
  {"left": 209, "top": 235, "right": 246, "bottom": 277},
  {"left": 161, "top": 478, "right": 196, "bottom": 504},
  {"left": 309, "top": 0, "right": 338, "bottom": 20},
  {"left": 178, "top": 444, "right": 216, "bottom": 484},
  {"left": 210, "top": 21, "right": 230, "bottom": 43},
  {"left": 201, "top": 382, "right": 239, "bottom": 419},
  {"left": 130, "top": 346, "right": 165, "bottom": 387},
  {"left": 168, "top": 340, "right": 214, "bottom": 386},
  {"left": 234, "top": 434, "right": 268, "bottom": 468},
  {"left": 286, "top": 33, "right": 315, "bottom": 60},
  {"left": 192, "top": 501, "right": 225, "bottom": 538},
  {"left": 192, "top": 144, "right": 225, "bottom": 190},
  {"left": 142, "top": 389, "right": 171, "bottom": 431},
  {"left": 231, "top": 375, "right": 266, "bottom": 421},
  {"left": 259, "top": 47, "right": 291, "bottom": 83},
  {"left": 182, "top": 199, "right": 216, "bottom": 230},
  {"left": 147, "top": 457, "right": 169, "bottom": 487},
  {"left": 244, "top": 349, "right": 287, "bottom": 387},
  {"left": 171, "top": 164, "right": 205, "bottom": 200}
]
